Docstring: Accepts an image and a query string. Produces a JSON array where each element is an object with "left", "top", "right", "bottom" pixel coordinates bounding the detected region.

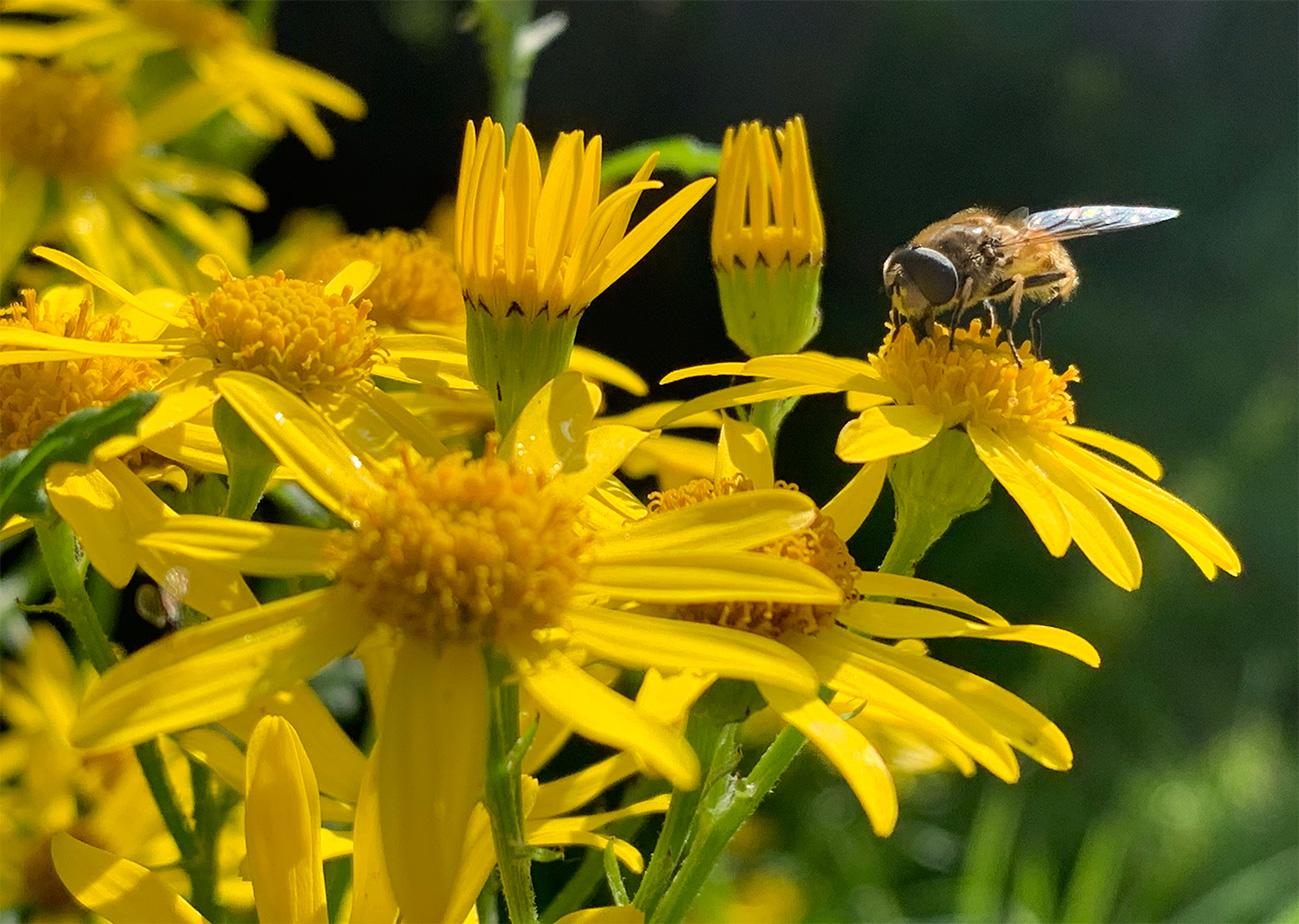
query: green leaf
[
  {"left": 602, "top": 136, "right": 722, "bottom": 184},
  {"left": 0, "top": 392, "right": 160, "bottom": 522},
  {"left": 213, "top": 397, "right": 278, "bottom": 520}
]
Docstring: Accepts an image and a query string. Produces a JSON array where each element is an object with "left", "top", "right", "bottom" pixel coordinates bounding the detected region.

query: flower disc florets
[
  {"left": 0, "top": 291, "right": 164, "bottom": 453},
  {"left": 190, "top": 271, "right": 381, "bottom": 393},
  {"left": 300, "top": 229, "right": 464, "bottom": 327},
  {"left": 650, "top": 476, "right": 858, "bottom": 639},
  {"left": 126, "top": 0, "right": 247, "bottom": 50},
  {"left": 0, "top": 62, "right": 137, "bottom": 178},
  {"left": 872, "top": 320, "right": 1079, "bottom": 433},
  {"left": 333, "top": 450, "right": 592, "bottom": 646}
]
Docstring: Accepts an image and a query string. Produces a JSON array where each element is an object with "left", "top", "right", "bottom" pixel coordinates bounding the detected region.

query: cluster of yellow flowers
[{"left": 0, "top": 4, "right": 1239, "bottom": 923}]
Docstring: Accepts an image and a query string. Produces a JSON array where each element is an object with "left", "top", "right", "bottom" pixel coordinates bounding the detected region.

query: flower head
[
  {"left": 712, "top": 116, "right": 824, "bottom": 356},
  {"left": 659, "top": 322, "right": 1242, "bottom": 590},
  {"left": 299, "top": 229, "right": 465, "bottom": 327},
  {"left": 456, "top": 117, "right": 714, "bottom": 429}
]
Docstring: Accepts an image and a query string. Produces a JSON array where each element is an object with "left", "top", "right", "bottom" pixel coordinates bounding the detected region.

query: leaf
[{"left": 0, "top": 392, "right": 160, "bottom": 522}]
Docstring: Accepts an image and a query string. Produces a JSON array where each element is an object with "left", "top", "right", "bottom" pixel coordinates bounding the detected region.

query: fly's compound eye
[{"left": 885, "top": 246, "right": 959, "bottom": 308}]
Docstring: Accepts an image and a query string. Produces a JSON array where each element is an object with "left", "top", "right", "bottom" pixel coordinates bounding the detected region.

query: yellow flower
[
  {"left": 0, "top": 59, "right": 264, "bottom": 288},
  {"left": 712, "top": 116, "right": 824, "bottom": 356},
  {"left": 0, "top": 623, "right": 201, "bottom": 916},
  {"left": 455, "top": 116, "right": 715, "bottom": 429},
  {"left": 633, "top": 419, "right": 1100, "bottom": 836},
  {"left": 298, "top": 228, "right": 466, "bottom": 328},
  {"left": 68, "top": 372, "right": 839, "bottom": 922},
  {"left": 0, "top": 286, "right": 257, "bottom": 617},
  {"left": 659, "top": 322, "right": 1242, "bottom": 590},
  {"left": 0, "top": 0, "right": 365, "bottom": 157}
]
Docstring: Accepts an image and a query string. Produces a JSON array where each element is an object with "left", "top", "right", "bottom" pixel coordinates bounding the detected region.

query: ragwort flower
[
  {"left": 456, "top": 116, "right": 715, "bottom": 429},
  {"left": 0, "top": 59, "right": 264, "bottom": 287},
  {"left": 0, "top": 0, "right": 365, "bottom": 157},
  {"left": 659, "top": 321, "right": 1241, "bottom": 590},
  {"left": 632, "top": 420, "right": 1099, "bottom": 835},
  {"left": 69, "top": 372, "right": 839, "bottom": 922}
]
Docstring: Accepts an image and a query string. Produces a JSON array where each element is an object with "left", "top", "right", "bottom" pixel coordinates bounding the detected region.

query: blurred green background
[{"left": 10, "top": 1, "right": 1298, "bottom": 921}]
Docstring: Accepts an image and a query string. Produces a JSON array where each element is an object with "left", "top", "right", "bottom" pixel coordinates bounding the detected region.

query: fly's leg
[
  {"left": 1028, "top": 268, "right": 1076, "bottom": 357},
  {"left": 946, "top": 277, "right": 976, "bottom": 350}
]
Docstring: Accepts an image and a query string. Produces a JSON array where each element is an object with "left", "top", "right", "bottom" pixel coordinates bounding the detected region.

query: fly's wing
[{"left": 1015, "top": 205, "right": 1180, "bottom": 242}]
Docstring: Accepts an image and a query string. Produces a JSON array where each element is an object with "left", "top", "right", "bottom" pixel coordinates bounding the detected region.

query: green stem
[
  {"left": 186, "top": 761, "right": 221, "bottom": 922},
  {"left": 33, "top": 517, "right": 208, "bottom": 913},
  {"left": 634, "top": 681, "right": 756, "bottom": 919},
  {"left": 475, "top": 0, "right": 567, "bottom": 134},
  {"left": 747, "top": 397, "right": 797, "bottom": 457},
  {"left": 483, "top": 649, "right": 538, "bottom": 924}
]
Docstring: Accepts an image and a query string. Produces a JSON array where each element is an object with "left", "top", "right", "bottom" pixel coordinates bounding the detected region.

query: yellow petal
[
  {"left": 602, "top": 488, "right": 817, "bottom": 555},
  {"left": 835, "top": 405, "right": 943, "bottom": 463},
  {"left": 506, "top": 370, "right": 602, "bottom": 478},
  {"left": 654, "top": 379, "right": 834, "bottom": 428},
  {"left": 509, "top": 643, "right": 700, "bottom": 791},
  {"left": 215, "top": 371, "right": 380, "bottom": 518},
  {"left": 716, "top": 417, "right": 773, "bottom": 488},
  {"left": 139, "top": 516, "right": 341, "bottom": 576},
  {"left": 966, "top": 423, "right": 1071, "bottom": 557},
  {"left": 245, "top": 716, "right": 328, "bottom": 924},
  {"left": 848, "top": 633, "right": 1074, "bottom": 771},
  {"left": 822, "top": 459, "right": 887, "bottom": 541},
  {"left": 839, "top": 601, "right": 1100, "bottom": 667},
  {"left": 530, "top": 752, "right": 642, "bottom": 819},
  {"left": 635, "top": 668, "right": 717, "bottom": 728},
  {"left": 1057, "top": 425, "right": 1163, "bottom": 480},
  {"left": 758, "top": 684, "right": 898, "bottom": 836},
  {"left": 378, "top": 639, "right": 487, "bottom": 924},
  {"left": 0, "top": 164, "right": 46, "bottom": 279},
  {"left": 350, "top": 744, "right": 398, "bottom": 924},
  {"left": 1015, "top": 434, "right": 1142, "bottom": 591},
  {"left": 72, "top": 587, "right": 373, "bottom": 751},
  {"left": 44, "top": 465, "right": 137, "bottom": 587},
  {"left": 524, "top": 822, "right": 644, "bottom": 873},
  {"left": 51, "top": 833, "right": 208, "bottom": 924},
  {"left": 583, "top": 549, "right": 842, "bottom": 605},
  {"left": 854, "top": 571, "right": 1008, "bottom": 626},
  {"left": 324, "top": 260, "right": 380, "bottom": 301},
  {"left": 1048, "top": 433, "right": 1240, "bottom": 577},
  {"left": 787, "top": 631, "right": 1019, "bottom": 783},
  {"left": 569, "top": 346, "right": 649, "bottom": 396},
  {"left": 564, "top": 602, "right": 819, "bottom": 695}
]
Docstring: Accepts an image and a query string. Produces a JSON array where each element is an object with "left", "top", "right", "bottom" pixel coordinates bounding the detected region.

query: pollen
[
  {"left": 0, "top": 62, "right": 138, "bottom": 178},
  {"left": 650, "top": 476, "right": 858, "bottom": 639},
  {"left": 126, "top": 0, "right": 247, "bottom": 50},
  {"left": 0, "top": 291, "right": 164, "bottom": 454},
  {"left": 332, "top": 449, "right": 592, "bottom": 647},
  {"left": 189, "top": 271, "right": 382, "bottom": 394},
  {"left": 872, "top": 320, "right": 1080, "bottom": 433},
  {"left": 299, "top": 229, "right": 465, "bottom": 327}
]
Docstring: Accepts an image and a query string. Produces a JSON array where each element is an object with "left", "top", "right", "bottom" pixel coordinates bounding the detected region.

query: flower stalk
[{"left": 483, "top": 647, "right": 539, "bottom": 924}]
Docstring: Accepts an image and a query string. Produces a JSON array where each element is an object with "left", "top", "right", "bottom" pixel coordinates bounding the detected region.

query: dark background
[{"left": 253, "top": 3, "right": 1297, "bottom": 920}]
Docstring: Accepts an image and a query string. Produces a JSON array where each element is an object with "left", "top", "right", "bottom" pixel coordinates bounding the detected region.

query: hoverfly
[{"left": 882, "top": 205, "right": 1180, "bottom": 362}]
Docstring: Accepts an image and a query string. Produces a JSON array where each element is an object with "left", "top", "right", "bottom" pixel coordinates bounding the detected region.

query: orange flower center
[
  {"left": 189, "top": 271, "right": 381, "bottom": 393},
  {"left": 333, "top": 450, "right": 592, "bottom": 646},
  {"left": 0, "top": 291, "right": 164, "bottom": 454},
  {"left": 649, "top": 476, "right": 858, "bottom": 638},
  {"left": 871, "top": 320, "right": 1079, "bottom": 433},
  {"left": 300, "top": 229, "right": 464, "bottom": 327},
  {"left": 0, "top": 62, "right": 137, "bottom": 178}
]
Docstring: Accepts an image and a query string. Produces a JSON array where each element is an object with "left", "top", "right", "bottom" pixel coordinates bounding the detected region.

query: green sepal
[
  {"left": 213, "top": 397, "right": 278, "bottom": 520},
  {"left": 882, "top": 428, "right": 994, "bottom": 575},
  {"left": 0, "top": 391, "right": 159, "bottom": 523},
  {"left": 464, "top": 301, "right": 582, "bottom": 434},
  {"left": 716, "top": 259, "right": 822, "bottom": 358}
]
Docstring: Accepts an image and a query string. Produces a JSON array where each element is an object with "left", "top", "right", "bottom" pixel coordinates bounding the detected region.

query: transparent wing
[{"left": 1016, "top": 205, "right": 1180, "bottom": 242}]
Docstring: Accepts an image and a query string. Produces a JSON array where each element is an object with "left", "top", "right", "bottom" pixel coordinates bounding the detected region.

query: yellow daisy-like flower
[
  {"left": 68, "top": 372, "right": 839, "bottom": 922},
  {"left": 659, "top": 321, "right": 1241, "bottom": 590},
  {"left": 712, "top": 116, "right": 824, "bottom": 356},
  {"left": 0, "top": 59, "right": 264, "bottom": 288},
  {"left": 0, "top": 285, "right": 258, "bottom": 617},
  {"left": 0, "top": 0, "right": 365, "bottom": 158},
  {"left": 0, "top": 622, "right": 216, "bottom": 917},
  {"left": 632, "top": 419, "right": 1099, "bottom": 836},
  {"left": 455, "top": 116, "right": 715, "bottom": 429},
  {"left": 298, "top": 228, "right": 465, "bottom": 328}
]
